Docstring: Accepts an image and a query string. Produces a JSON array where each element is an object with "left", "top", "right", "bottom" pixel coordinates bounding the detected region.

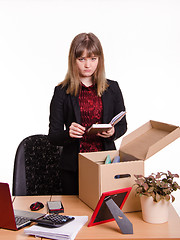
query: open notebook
[{"left": 87, "top": 111, "right": 126, "bottom": 135}]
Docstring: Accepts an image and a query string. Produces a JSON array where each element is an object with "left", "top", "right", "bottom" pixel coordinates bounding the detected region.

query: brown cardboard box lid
[{"left": 120, "top": 120, "right": 180, "bottom": 161}]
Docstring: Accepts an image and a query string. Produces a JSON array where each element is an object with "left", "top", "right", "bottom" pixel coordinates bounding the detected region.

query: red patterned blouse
[{"left": 79, "top": 83, "right": 103, "bottom": 153}]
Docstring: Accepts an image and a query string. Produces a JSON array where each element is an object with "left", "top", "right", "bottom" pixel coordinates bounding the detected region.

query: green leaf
[
  {"left": 171, "top": 195, "right": 175, "bottom": 202},
  {"left": 143, "top": 183, "right": 149, "bottom": 191},
  {"left": 155, "top": 193, "right": 161, "bottom": 202},
  {"left": 165, "top": 195, "right": 170, "bottom": 201},
  {"left": 147, "top": 187, "right": 154, "bottom": 193}
]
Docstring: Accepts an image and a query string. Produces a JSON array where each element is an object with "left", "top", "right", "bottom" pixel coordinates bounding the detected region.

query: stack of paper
[{"left": 24, "top": 216, "right": 88, "bottom": 240}]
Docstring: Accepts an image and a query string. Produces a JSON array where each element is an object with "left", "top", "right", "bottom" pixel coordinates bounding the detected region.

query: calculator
[{"left": 32, "top": 214, "right": 75, "bottom": 227}]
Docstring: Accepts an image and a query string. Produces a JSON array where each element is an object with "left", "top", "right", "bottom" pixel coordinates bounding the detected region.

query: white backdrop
[{"left": 0, "top": 0, "right": 179, "bottom": 215}]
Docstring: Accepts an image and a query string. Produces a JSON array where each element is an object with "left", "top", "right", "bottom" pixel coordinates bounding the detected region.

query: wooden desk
[{"left": 0, "top": 195, "right": 180, "bottom": 240}]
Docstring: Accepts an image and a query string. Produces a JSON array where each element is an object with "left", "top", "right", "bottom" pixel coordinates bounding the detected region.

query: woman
[{"left": 48, "top": 33, "right": 127, "bottom": 195}]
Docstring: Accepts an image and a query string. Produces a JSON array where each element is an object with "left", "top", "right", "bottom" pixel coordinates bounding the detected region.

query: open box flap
[
  {"left": 120, "top": 120, "right": 180, "bottom": 161},
  {"left": 79, "top": 150, "right": 118, "bottom": 164}
]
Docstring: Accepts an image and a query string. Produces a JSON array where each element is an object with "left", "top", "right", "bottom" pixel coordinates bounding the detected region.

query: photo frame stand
[{"left": 105, "top": 196, "right": 133, "bottom": 234}]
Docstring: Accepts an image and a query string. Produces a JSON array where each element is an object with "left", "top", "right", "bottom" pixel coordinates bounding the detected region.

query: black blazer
[{"left": 48, "top": 79, "right": 127, "bottom": 171}]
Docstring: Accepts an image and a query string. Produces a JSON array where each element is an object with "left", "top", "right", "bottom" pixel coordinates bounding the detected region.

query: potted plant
[{"left": 134, "top": 171, "right": 180, "bottom": 224}]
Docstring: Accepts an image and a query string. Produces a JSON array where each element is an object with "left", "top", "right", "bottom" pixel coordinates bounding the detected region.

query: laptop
[{"left": 0, "top": 182, "right": 45, "bottom": 230}]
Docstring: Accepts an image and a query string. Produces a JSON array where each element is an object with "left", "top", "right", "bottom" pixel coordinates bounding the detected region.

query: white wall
[{"left": 0, "top": 0, "right": 179, "bottom": 215}]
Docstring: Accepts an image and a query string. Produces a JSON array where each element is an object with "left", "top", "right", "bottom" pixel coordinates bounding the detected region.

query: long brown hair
[{"left": 60, "top": 33, "right": 108, "bottom": 96}]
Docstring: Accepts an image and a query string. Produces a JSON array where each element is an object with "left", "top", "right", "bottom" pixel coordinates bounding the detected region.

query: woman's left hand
[{"left": 97, "top": 126, "right": 115, "bottom": 138}]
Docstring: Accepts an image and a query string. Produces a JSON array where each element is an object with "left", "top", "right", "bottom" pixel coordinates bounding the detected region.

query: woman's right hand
[{"left": 69, "top": 122, "right": 86, "bottom": 138}]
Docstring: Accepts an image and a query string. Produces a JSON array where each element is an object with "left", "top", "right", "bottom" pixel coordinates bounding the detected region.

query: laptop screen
[
  {"left": 0, "top": 182, "right": 45, "bottom": 230},
  {"left": 0, "top": 182, "right": 17, "bottom": 230}
]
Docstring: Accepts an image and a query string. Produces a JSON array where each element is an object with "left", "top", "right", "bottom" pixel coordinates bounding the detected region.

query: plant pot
[{"left": 140, "top": 195, "right": 170, "bottom": 224}]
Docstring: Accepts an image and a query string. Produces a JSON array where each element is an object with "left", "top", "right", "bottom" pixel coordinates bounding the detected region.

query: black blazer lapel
[
  {"left": 71, "top": 95, "right": 81, "bottom": 124},
  {"left": 101, "top": 91, "right": 110, "bottom": 123}
]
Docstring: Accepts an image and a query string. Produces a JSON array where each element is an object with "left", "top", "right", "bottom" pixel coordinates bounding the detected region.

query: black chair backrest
[{"left": 13, "top": 135, "right": 63, "bottom": 196}]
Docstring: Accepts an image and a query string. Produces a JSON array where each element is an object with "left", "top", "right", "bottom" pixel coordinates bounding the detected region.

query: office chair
[{"left": 12, "top": 134, "right": 63, "bottom": 196}]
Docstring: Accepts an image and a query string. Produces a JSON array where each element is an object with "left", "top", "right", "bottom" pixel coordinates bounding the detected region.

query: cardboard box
[{"left": 79, "top": 120, "right": 180, "bottom": 212}]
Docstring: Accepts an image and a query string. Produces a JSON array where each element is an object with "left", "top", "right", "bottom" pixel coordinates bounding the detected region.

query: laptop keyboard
[{"left": 15, "top": 216, "right": 29, "bottom": 226}]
